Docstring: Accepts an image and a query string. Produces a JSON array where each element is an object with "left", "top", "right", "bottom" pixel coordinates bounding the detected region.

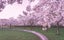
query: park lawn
[
  {"left": 0, "top": 27, "right": 64, "bottom": 40},
  {"left": 15, "top": 27, "right": 64, "bottom": 40},
  {"left": 37, "top": 28, "right": 64, "bottom": 40},
  {"left": 0, "top": 30, "right": 40, "bottom": 40}
]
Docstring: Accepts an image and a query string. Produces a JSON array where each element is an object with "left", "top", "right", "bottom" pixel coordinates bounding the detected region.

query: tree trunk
[
  {"left": 56, "top": 25, "right": 60, "bottom": 35},
  {"left": 56, "top": 16, "right": 63, "bottom": 35},
  {"left": 10, "top": 24, "right": 11, "bottom": 29}
]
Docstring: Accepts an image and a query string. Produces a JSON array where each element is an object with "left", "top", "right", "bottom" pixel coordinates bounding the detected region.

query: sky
[{"left": 0, "top": 0, "right": 39, "bottom": 19}]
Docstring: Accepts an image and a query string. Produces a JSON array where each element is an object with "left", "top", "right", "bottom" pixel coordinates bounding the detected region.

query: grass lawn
[
  {"left": 0, "top": 30, "right": 40, "bottom": 40},
  {"left": 15, "top": 27, "right": 64, "bottom": 40},
  {"left": 0, "top": 27, "right": 64, "bottom": 40}
]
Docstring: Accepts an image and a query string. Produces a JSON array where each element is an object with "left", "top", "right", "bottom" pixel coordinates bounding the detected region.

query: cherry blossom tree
[
  {"left": 31, "top": 0, "right": 64, "bottom": 31},
  {"left": 0, "top": 19, "right": 10, "bottom": 28},
  {"left": 26, "top": 5, "right": 32, "bottom": 12},
  {"left": 17, "top": 0, "right": 23, "bottom": 4},
  {"left": 7, "top": 0, "right": 16, "bottom": 4},
  {"left": 28, "top": 0, "right": 35, "bottom": 2},
  {"left": 17, "top": 14, "right": 26, "bottom": 26},
  {"left": 0, "top": 0, "right": 6, "bottom": 12},
  {"left": 8, "top": 17, "right": 18, "bottom": 28},
  {"left": 0, "top": 0, "right": 64, "bottom": 33}
]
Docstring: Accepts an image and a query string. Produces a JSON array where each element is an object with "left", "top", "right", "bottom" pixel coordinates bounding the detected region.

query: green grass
[
  {"left": 0, "top": 30, "right": 40, "bottom": 40},
  {"left": 15, "top": 27, "right": 64, "bottom": 40},
  {"left": 0, "top": 27, "right": 64, "bottom": 40}
]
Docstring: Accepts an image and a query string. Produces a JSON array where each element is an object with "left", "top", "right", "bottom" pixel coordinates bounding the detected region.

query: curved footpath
[
  {"left": 3, "top": 29, "right": 48, "bottom": 40},
  {"left": 23, "top": 30, "right": 48, "bottom": 40}
]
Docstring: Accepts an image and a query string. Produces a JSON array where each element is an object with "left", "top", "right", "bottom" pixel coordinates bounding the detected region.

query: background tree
[{"left": 9, "top": 17, "right": 18, "bottom": 28}]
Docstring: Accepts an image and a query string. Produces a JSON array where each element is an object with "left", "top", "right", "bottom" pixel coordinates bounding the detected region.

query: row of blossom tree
[{"left": 0, "top": 0, "right": 64, "bottom": 32}]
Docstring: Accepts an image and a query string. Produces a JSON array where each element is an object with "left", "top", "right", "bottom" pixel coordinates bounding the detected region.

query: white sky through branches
[
  {"left": 0, "top": 0, "right": 28, "bottom": 19},
  {"left": 0, "top": 0, "right": 39, "bottom": 19}
]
